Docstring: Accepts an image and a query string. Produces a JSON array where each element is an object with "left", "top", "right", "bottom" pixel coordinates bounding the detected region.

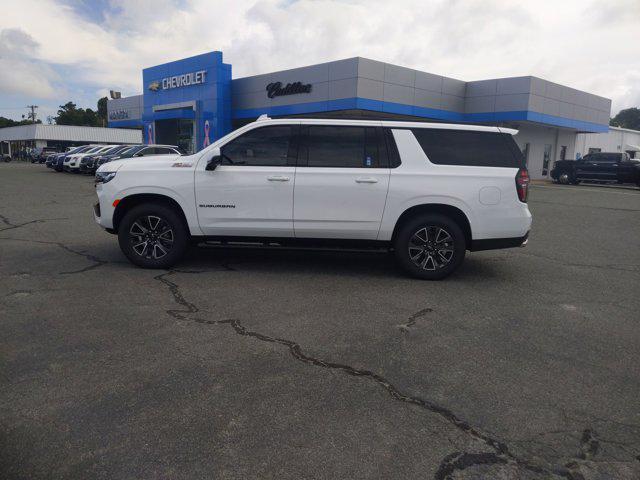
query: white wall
[
  {"left": 574, "top": 127, "right": 640, "bottom": 158},
  {"left": 512, "top": 124, "right": 576, "bottom": 179}
]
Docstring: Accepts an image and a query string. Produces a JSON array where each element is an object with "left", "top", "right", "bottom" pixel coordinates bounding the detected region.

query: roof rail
[{"left": 256, "top": 114, "right": 271, "bottom": 121}]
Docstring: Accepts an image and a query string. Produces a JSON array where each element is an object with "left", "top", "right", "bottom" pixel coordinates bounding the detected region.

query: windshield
[
  {"left": 109, "top": 145, "right": 130, "bottom": 155},
  {"left": 121, "top": 146, "right": 144, "bottom": 156}
]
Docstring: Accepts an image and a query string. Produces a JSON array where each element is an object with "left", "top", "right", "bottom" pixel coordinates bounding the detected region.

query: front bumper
[{"left": 94, "top": 182, "right": 116, "bottom": 231}]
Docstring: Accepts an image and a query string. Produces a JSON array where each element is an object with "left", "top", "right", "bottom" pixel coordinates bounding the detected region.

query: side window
[
  {"left": 138, "top": 148, "right": 153, "bottom": 156},
  {"left": 155, "top": 148, "right": 174, "bottom": 155},
  {"left": 221, "top": 126, "right": 294, "bottom": 167},
  {"left": 305, "top": 126, "right": 384, "bottom": 168},
  {"left": 384, "top": 129, "right": 401, "bottom": 168},
  {"left": 411, "top": 129, "right": 524, "bottom": 168}
]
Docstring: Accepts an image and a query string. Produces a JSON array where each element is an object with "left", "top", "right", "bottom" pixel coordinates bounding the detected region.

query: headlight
[{"left": 95, "top": 171, "right": 117, "bottom": 184}]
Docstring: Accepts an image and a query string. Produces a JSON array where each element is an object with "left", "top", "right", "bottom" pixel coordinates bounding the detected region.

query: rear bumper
[{"left": 470, "top": 232, "right": 529, "bottom": 251}]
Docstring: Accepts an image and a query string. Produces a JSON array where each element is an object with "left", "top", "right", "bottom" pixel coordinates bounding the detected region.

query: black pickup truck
[{"left": 551, "top": 152, "right": 640, "bottom": 187}]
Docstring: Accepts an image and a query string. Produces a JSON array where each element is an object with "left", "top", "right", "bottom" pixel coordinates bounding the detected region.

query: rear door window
[
  {"left": 411, "top": 129, "right": 524, "bottom": 168},
  {"left": 304, "top": 126, "right": 386, "bottom": 168}
]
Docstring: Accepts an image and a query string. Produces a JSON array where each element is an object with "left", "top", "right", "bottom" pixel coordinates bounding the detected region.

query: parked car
[
  {"left": 94, "top": 117, "right": 532, "bottom": 279},
  {"left": 64, "top": 145, "right": 114, "bottom": 172},
  {"left": 551, "top": 152, "right": 640, "bottom": 187},
  {"left": 79, "top": 145, "right": 130, "bottom": 174},
  {"left": 31, "top": 147, "right": 58, "bottom": 163},
  {"left": 95, "top": 144, "right": 182, "bottom": 169},
  {"left": 53, "top": 145, "right": 95, "bottom": 171},
  {"left": 1, "top": 153, "right": 11, "bottom": 163}
]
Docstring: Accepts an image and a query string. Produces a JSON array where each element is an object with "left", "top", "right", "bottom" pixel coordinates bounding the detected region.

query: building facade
[
  {"left": 574, "top": 126, "right": 640, "bottom": 159},
  {"left": 108, "top": 51, "right": 611, "bottom": 179}
]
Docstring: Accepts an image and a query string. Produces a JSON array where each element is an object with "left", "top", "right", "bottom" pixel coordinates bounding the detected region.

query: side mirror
[
  {"left": 205, "top": 148, "right": 222, "bottom": 171},
  {"left": 135, "top": 152, "right": 144, "bottom": 157}
]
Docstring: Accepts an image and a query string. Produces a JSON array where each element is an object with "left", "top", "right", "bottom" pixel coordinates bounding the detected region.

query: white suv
[
  {"left": 94, "top": 117, "right": 531, "bottom": 279},
  {"left": 65, "top": 145, "right": 113, "bottom": 172}
]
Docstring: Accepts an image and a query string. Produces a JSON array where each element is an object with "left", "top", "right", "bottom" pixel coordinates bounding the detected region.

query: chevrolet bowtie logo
[{"left": 148, "top": 81, "right": 161, "bottom": 92}]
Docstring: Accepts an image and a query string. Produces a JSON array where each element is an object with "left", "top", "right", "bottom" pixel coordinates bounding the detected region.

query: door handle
[
  {"left": 355, "top": 177, "right": 378, "bottom": 184},
  {"left": 267, "top": 175, "right": 290, "bottom": 182}
]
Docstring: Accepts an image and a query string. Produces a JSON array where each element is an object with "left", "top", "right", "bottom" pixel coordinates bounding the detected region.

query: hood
[{"left": 96, "top": 154, "right": 184, "bottom": 173}]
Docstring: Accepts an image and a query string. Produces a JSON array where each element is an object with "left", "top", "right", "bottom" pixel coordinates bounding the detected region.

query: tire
[
  {"left": 394, "top": 214, "right": 466, "bottom": 280},
  {"left": 117, "top": 203, "right": 190, "bottom": 269},
  {"left": 558, "top": 172, "right": 571, "bottom": 185}
]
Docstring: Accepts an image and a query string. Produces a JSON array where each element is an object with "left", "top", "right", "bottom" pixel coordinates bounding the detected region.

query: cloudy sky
[{"left": 0, "top": 0, "right": 638, "bottom": 122}]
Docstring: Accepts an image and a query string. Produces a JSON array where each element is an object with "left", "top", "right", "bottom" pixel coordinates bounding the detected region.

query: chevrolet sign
[{"left": 148, "top": 70, "right": 208, "bottom": 92}]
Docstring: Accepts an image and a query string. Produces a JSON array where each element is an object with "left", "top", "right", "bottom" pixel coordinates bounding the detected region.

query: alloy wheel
[
  {"left": 129, "top": 215, "right": 174, "bottom": 260},
  {"left": 408, "top": 225, "right": 455, "bottom": 271}
]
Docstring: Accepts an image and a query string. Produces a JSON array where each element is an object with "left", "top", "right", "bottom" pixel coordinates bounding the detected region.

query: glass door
[{"left": 542, "top": 144, "right": 552, "bottom": 176}]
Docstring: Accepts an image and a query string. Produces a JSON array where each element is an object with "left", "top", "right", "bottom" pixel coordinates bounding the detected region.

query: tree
[
  {"left": 54, "top": 101, "right": 100, "bottom": 127},
  {"left": 97, "top": 96, "right": 108, "bottom": 127},
  {"left": 0, "top": 117, "right": 41, "bottom": 128},
  {"left": 610, "top": 108, "right": 640, "bottom": 131}
]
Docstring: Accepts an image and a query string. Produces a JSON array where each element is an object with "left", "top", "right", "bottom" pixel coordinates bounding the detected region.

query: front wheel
[
  {"left": 117, "top": 203, "right": 190, "bottom": 269},
  {"left": 394, "top": 214, "right": 466, "bottom": 280},
  {"left": 558, "top": 172, "right": 572, "bottom": 185}
]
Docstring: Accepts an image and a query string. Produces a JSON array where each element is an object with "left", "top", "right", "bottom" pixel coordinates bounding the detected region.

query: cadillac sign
[
  {"left": 266, "top": 81, "right": 312, "bottom": 98},
  {"left": 148, "top": 70, "right": 207, "bottom": 92}
]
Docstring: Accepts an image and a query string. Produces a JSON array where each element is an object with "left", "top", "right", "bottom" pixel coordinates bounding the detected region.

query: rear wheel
[
  {"left": 117, "top": 203, "right": 189, "bottom": 269},
  {"left": 394, "top": 214, "right": 466, "bottom": 280}
]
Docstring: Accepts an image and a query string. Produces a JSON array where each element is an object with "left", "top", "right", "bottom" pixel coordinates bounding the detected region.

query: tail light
[{"left": 516, "top": 168, "right": 529, "bottom": 203}]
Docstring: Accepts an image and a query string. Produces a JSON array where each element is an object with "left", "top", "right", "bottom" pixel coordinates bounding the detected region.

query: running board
[{"left": 197, "top": 237, "right": 390, "bottom": 254}]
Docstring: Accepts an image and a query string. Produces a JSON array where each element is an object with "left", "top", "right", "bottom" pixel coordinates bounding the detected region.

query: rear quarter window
[{"left": 411, "top": 129, "right": 524, "bottom": 168}]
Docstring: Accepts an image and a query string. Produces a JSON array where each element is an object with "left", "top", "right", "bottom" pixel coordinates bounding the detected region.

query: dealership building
[{"left": 107, "top": 51, "right": 612, "bottom": 179}]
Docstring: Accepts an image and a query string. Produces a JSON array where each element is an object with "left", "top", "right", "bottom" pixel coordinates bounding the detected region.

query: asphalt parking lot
[{"left": 1, "top": 162, "right": 639, "bottom": 480}]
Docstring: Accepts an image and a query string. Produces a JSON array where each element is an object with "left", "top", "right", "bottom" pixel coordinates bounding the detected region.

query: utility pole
[{"left": 26, "top": 105, "right": 38, "bottom": 123}]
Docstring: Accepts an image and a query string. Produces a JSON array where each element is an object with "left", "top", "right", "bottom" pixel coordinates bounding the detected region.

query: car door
[
  {"left": 592, "top": 153, "right": 619, "bottom": 181},
  {"left": 293, "top": 124, "right": 390, "bottom": 240},
  {"left": 194, "top": 124, "right": 299, "bottom": 237},
  {"left": 575, "top": 154, "right": 598, "bottom": 179}
]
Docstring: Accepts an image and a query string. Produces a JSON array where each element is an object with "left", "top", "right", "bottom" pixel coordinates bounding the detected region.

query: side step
[{"left": 197, "top": 238, "right": 390, "bottom": 254}]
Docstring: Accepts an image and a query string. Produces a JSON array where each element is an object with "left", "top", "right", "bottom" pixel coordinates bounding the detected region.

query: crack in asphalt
[
  {"left": 0, "top": 235, "right": 109, "bottom": 274},
  {"left": 0, "top": 213, "right": 68, "bottom": 233},
  {"left": 397, "top": 307, "right": 433, "bottom": 332},
  {"left": 434, "top": 451, "right": 509, "bottom": 480},
  {"left": 153, "top": 270, "right": 588, "bottom": 480}
]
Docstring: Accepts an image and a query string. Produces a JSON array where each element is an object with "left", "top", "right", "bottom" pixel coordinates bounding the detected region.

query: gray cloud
[
  {"left": 0, "top": 28, "right": 58, "bottom": 98},
  {"left": 0, "top": 0, "right": 638, "bottom": 116}
]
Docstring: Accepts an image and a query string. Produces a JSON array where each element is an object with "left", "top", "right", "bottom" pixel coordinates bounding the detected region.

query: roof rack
[{"left": 256, "top": 114, "right": 271, "bottom": 122}]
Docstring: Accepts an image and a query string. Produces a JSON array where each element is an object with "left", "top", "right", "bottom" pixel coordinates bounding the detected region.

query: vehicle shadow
[{"left": 177, "top": 245, "right": 507, "bottom": 281}]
